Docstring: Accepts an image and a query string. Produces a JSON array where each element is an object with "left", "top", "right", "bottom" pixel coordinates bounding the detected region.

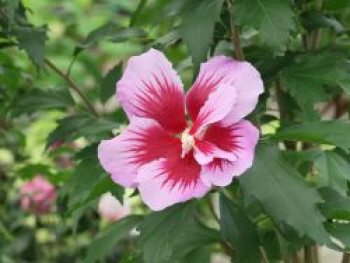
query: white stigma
[{"left": 181, "top": 128, "right": 195, "bottom": 158}]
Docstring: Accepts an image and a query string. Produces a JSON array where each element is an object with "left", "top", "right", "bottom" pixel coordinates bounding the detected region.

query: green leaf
[
  {"left": 74, "top": 22, "right": 119, "bottom": 55},
  {"left": 180, "top": 0, "right": 224, "bottom": 70},
  {"left": 149, "top": 30, "right": 180, "bottom": 49},
  {"left": 63, "top": 152, "right": 105, "bottom": 214},
  {"left": 0, "top": 220, "right": 14, "bottom": 242},
  {"left": 138, "top": 202, "right": 219, "bottom": 263},
  {"left": 75, "top": 22, "right": 146, "bottom": 55},
  {"left": 220, "top": 194, "right": 260, "bottom": 263},
  {"left": 234, "top": 0, "right": 295, "bottom": 50},
  {"left": 281, "top": 53, "right": 346, "bottom": 113},
  {"left": 16, "top": 164, "right": 53, "bottom": 180},
  {"left": 319, "top": 187, "right": 350, "bottom": 221},
  {"left": 324, "top": 0, "right": 350, "bottom": 12},
  {"left": 84, "top": 215, "right": 143, "bottom": 263},
  {"left": 0, "top": 41, "right": 16, "bottom": 49},
  {"left": 47, "top": 114, "right": 118, "bottom": 147},
  {"left": 179, "top": 247, "right": 211, "bottom": 263},
  {"left": 314, "top": 151, "right": 350, "bottom": 196},
  {"left": 107, "top": 28, "right": 146, "bottom": 43},
  {"left": 14, "top": 25, "right": 47, "bottom": 68},
  {"left": 69, "top": 176, "right": 124, "bottom": 212},
  {"left": 3, "top": 0, "right": 19, "bottom": 27},
  {"left": 12, "top": 88, "right": 74, "bottom": 115},
  {"left": 300, "top": 10, "right": 345, "bottom": 33},
  {"left": 129, "top": 0, "right": 148, "bottom": 27},
  {"left": 47, "top": 115, "right": 90, "bottom": 147},
  {"left": 171, "top": 219, "right": 220, "bottom": 260},
  {"left": 275, "top": 121, "right": 350, "bottom": 151},
  {"left": 325, "top": 222, "right": 350, "bottom": 248},
  {"left": 240, "top": 142, "right": 329, "bottom": 243},
  {"left": 100, "top": 63, "right": 122, "bottom": 103}
]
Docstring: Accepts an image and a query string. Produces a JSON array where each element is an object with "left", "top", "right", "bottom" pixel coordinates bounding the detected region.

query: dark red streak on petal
[
  {"left": 189, "top": 108, "right": 214, "bottom": 134},
  {"left": 186, "top": 72, "right": 225, "bottom": 121},
  {"left": 203, "top": 124, "right": 243, "bottom": 152},
  {"left": 159, "top": 150, "right": 201, "bottom": 192},
  {"left": 124, "top": 125, "right": 181, "bottom": 166},
  {"left": 133, "top": 70, "right": 187, "bottom": 134},
  {"left": 195, "top": 140, "right": 215, "bottom": 155},
  {"left": 207, "top": 158, "right": 230, "bottom": 172}
]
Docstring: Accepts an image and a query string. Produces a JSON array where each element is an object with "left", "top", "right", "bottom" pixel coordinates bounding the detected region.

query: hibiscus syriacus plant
[{"left": 98, "top": 49, "right": 263, "bottom": 210}]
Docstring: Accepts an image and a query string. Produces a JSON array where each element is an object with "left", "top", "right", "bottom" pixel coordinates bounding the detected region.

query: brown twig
[
  {"left": 311, "top": 30, "right": 321, "bottom": 50},
  {"left": 232, "top": 25, "right": 245, "bottom": 61},
  {"left": 226, "top": 0, "right": 245, "bottom": 61},
  {"left": 342, "top": 253, "right": 350, "bottom": 263},
  {"left": 304, "top": 246, "right": 314, "bottom": 263},
  {"left": 44, "top": 59, "right": 99, "bottom": 117},
  {"left": 292, "top": 252, "right": 300, "bottom": 263}
]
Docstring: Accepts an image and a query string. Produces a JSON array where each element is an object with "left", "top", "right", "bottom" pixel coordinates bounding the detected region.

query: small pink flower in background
[
  {"left": 98, "top": 49, "right": 263, "bottom": 211},
  {"left": 20, "top": 175, "right": 56, "bottom": 214},
  {"left": 98, "top": 192, "right": 130, "bottom": 222}
]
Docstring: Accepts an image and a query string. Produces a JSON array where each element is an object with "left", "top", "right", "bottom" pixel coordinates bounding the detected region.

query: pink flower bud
[
  {"left": 98, "top": 192, "right": 130, "bottom": 222},
  {"left": 20, "top": 175, "right": 56, "bottom": 215}
]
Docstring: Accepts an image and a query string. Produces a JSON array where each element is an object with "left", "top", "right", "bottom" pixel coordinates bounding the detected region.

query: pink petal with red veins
[
  {"left": 200, "top": 159, "right": 237, "bottom": 187},
  {"left": 200, "top": 120, "right": 259, "bottom": 187},
  {"left": 194, "top": 140, "right": 237, "bottom": 165},
  {"left": 98, "top": 117, "right": 181, "bottom": 188},
  {"left": 136, "top": 153, "right": 209, "bottom": 211},
  {"left": 117, "top": 49, "right": 187, "bottom": 134},
  {"left": 190, "top": 84, "right": 236, "bottom": 134},
  {"left": 186, "top": 56, "right": 263, "bottom": 124}
]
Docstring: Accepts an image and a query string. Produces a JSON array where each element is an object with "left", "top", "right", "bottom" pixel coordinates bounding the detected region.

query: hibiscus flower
[
  {"left": 20, "top": 175, "right": 56, "bottom": 214},
  {"left": 98, "top": 49, "right": 263, "bottom": 211}
]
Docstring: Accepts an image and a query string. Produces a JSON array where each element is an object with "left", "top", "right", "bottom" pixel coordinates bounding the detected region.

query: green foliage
[
  {"left": 240, "top": 143, "right": 329, "bottom": 243},
  {"left": 300, "top": 10, "right": 345, "bottom": 33},
  {"left": 281, "top": 52, "right": 349, "bottom": 116},
  {"left": 100, "top": 63, "right": 122, "bottom": 103},
  {"left": 220, "top": 194, "right": 260, "bottom": 262},
  {"left": 234, "top": 0, "right": 295, "bottom": 50},
  {"left": 138, "top": 202, "right": 219, "bottom": 263},
  {"left": 314, "top": 151, "right": 350, "bottom": 196},
  {"left": 275, "top": 121, "right": 350, "bottom": 151},
  {"left": 14, "top": 26, "right": 47, "bottom": 68},
  {"left": 180, "top": 0, "right": 224, "bottom": 70},
  {"left": 84, "top": 215, "right": 143, "bottom": 263},
  {"left": 13, "top": 87, "right": 74, "bottom": 115},
  {"left": 47, "top": 114, "right": 118, "bottom": 147},
  {"left": 319, "top": 187, "right": 350, "bottom": 221}
]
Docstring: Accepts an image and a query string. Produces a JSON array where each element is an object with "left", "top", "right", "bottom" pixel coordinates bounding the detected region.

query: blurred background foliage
[{"left": 0, "top": 0, "right": 350, "bottom": 262}]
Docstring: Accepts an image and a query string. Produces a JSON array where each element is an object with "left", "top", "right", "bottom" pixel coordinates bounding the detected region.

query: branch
[
  {"left": 226, "top": 0, "right": 245, "bottom": 61},
  {"left": 44, "top": 59, "right": 99, "bottom": 117},
  {"left": 232, "top": 25, "right": 245, "bottom": 61},
  {"left": 342, "top": 253, "right": 350, "bottom": 263}
]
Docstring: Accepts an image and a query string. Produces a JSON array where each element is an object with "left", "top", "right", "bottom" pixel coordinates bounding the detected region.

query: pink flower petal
[
  {"left": 186, "top": 56, "right": 263, "bottom": 124},
  {"left": 98, "top": 117, "right": 181, "bottom": 188},
  {"left": 117, "top": 48, "right": 187, "bottom": 134},
  {"left": 190, "top": 84, "right": 236, "bottom": 134},
  {"left": 98, "top": 192, "right": 130, "bottom": 222},
  {"left": 200, "top": 159, "right": 237, "bottom": 187},
  {"left": 200, "top": 120, "right": 259, "bottom": 187},
  {"left": 194, "top": 140, "right": 237, "bottom": 165},
  {"left": 136, "top": 154, "right": 209, "bottom": 211}
]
